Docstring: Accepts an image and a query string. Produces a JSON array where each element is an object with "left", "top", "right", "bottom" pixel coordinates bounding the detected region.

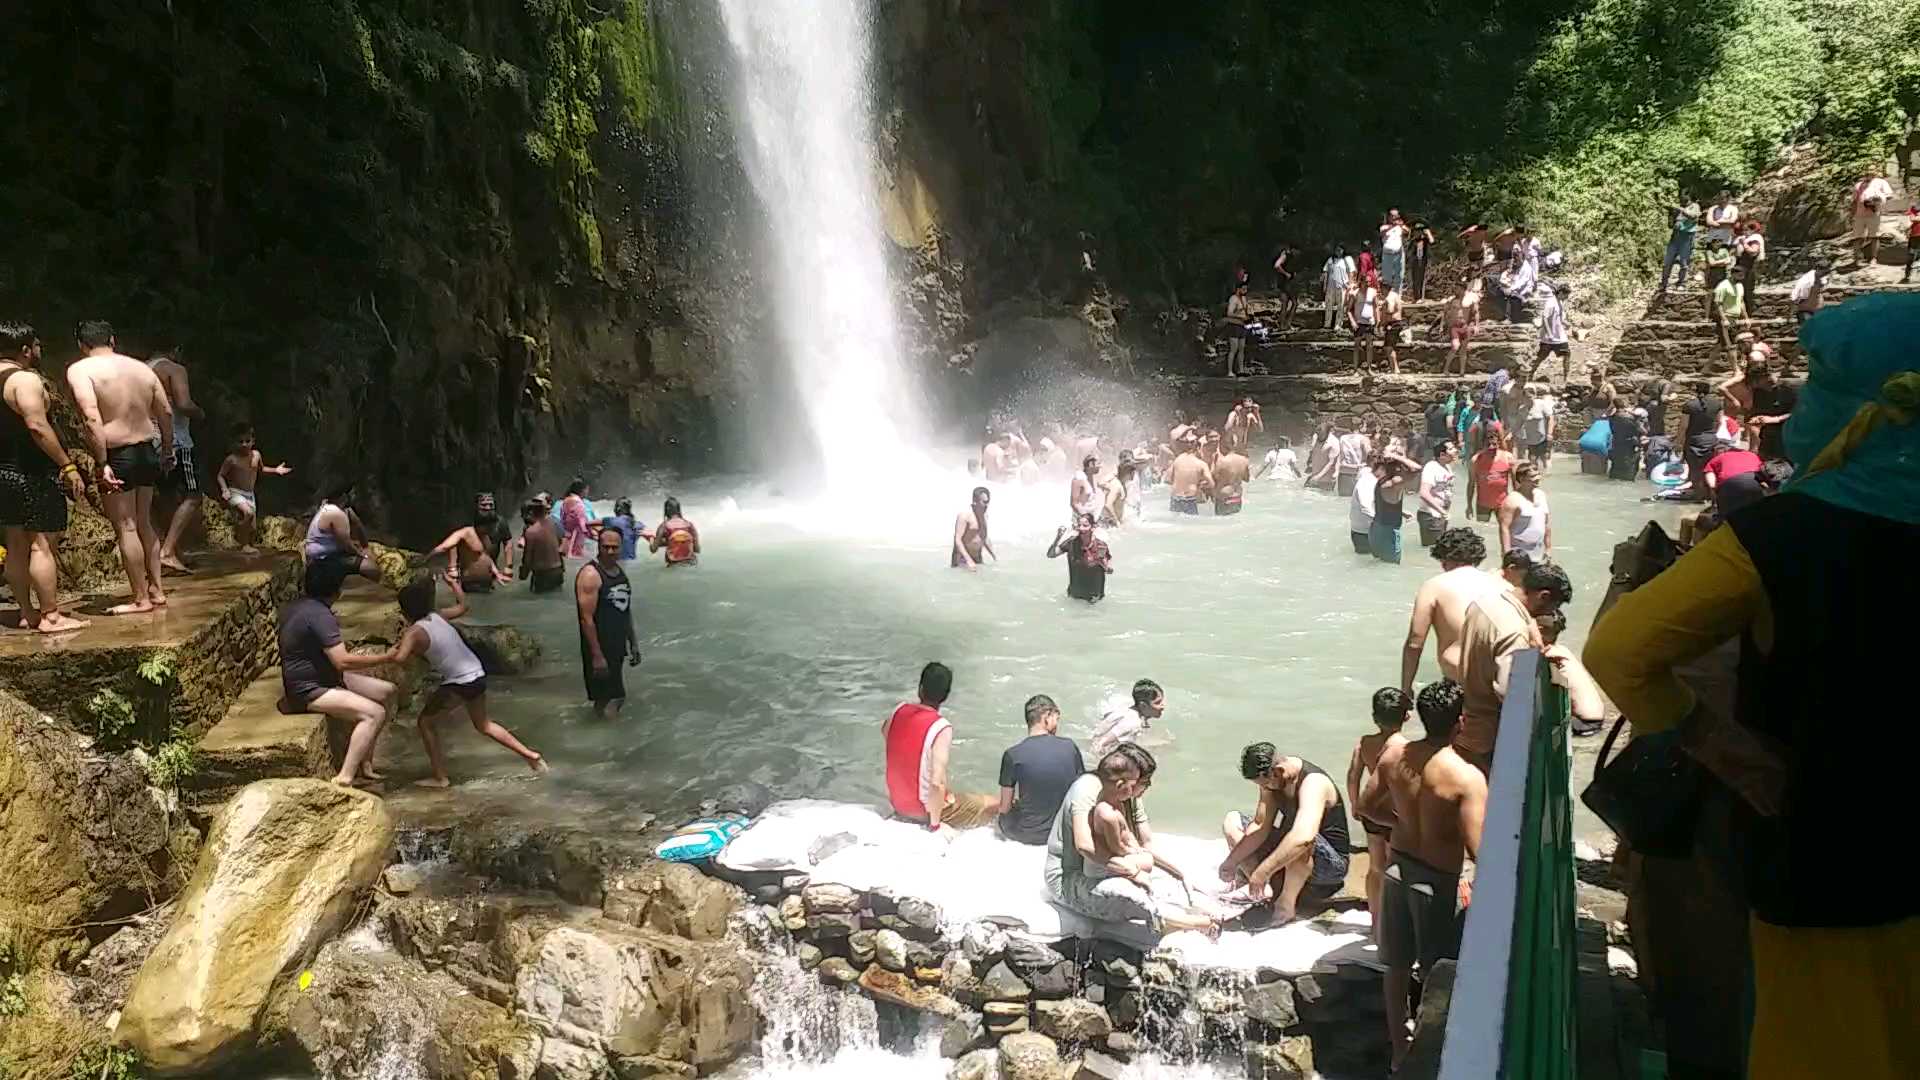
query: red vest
[{"left": 884, "top": 702, "right": 949, "bottom": 818}]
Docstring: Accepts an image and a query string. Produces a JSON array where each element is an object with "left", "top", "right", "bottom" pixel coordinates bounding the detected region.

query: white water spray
[{"left": 717, "top": 0, "right": 926, "bottom": 489}]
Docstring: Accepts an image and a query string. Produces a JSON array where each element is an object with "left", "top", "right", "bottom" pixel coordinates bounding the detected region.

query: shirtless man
[
  {"left": 982, "top": 432, "right": 1015, "bottom": 483},
  {"left": 952, "top": 486, "right": 996, "bottom": 569},
  {"left": 1166, "top": 436, "right": 1213, "bottom": 516},
  {"left": 1377, "top": 680, "right": 1488, "bottom": 1068},
  {"left": 1400, "top": 528, "right": 1503, "bottom": 694},
  {"left": 1348, "top": 687, "right": 1411, "bottom": 945},
  {"left": 1069, "top": 454, "right": 1102, "bottom": 523},
  {"left": 1223, "top": 397, "right": 1264, "bottom": 453},
  {"left": 518, "top": 499, "right": 566, "bottom": 593},
  {"left": 431, "top": 493, "right": 517, "bottom": 591},
  {"left": 66, "top": 320, "right": 173, "bottom": 614},
  {"left": 1442, "top": 276, "right": 1482, "bottom": 377},
  {"left": 147, "top": 349, "right": 204, "bottom": 573},
  {"left": 1212, "top": 442, "right": 1250, "bottom": 516},
  {"left": 1, "top": 322, "right": 89, "bottom": 633}
]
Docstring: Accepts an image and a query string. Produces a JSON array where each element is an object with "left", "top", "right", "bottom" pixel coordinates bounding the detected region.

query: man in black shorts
[
  {"left": 1376, "top": 680, "right": 1487, "bottom": 1068},
  {"left": 1219, "top": 742, "right": 1352, "bottom": 923},
  {"left": 65, "top": 320, "right": 173, "bottom": 614},
  {"left": 148, "top": 349, "right": 204, "bottom": 574},
  {"left": 575, "top": 528, "right": 637, "bottom": 717},
  {"left": 1, "top": 322, "right": 90, "bottom": 633}
]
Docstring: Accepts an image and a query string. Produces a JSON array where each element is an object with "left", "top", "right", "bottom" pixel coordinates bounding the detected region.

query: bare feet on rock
[
  {"left": 413, "top": 777, "right": 453, "bottom": 789},
  {"left": 106, "top": 601, "right": 154, "bottom": 616},
  {"left": 161, "top": 555, "right": 192, "bottom": 574},
  {"left": 32, "top": 612, "right": 91, "bottom": 634},
  {"left": 530, "top": 755, "right": 551, "bottom": 776}
]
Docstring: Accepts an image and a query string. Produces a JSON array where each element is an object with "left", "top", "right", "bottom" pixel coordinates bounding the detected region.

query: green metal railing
[{"left": 1440, "top": 650, "right": 1579, "bottom": 1079}]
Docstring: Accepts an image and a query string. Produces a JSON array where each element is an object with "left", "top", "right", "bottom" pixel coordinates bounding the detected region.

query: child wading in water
[
  {"left": 390, "top": 573, "right": 547, "bottom": 787},
  {"left": 215, "top": 422, "right": 292, "bottom": 552},
  {"left": 1348, "top": 687, "right": 1412, "bottom": 943}
]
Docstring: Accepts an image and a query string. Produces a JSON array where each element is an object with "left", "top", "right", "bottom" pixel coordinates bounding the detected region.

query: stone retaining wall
[{"left": 762, "top": 876, "right": 1390, "bottom": 1080}]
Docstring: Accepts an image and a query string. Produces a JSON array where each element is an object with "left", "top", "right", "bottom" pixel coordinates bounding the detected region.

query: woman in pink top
[{"left": 559, "top": 478, "right": 592, "bottom": 558}]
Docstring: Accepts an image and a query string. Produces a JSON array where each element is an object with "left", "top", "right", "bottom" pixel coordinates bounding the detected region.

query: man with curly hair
[{"left": 1400, "top": 528, "right": 1503, "bottom": 695}]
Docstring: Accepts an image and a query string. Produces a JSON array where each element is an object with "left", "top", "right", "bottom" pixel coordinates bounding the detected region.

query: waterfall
[
  {"left": 715, "top": 0, "right": 927, "bottom": 489},
  {"left": 735, "top": 911, "right": 889, "bottom": 1072}
]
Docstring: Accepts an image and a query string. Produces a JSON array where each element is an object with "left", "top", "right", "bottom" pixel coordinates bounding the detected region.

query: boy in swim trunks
[
  {"left": 215, "top": 422, "right": 292, "bottom": 553},
  {"left": 1348, "top": 687, "right": 1411, "bottom": 944}
]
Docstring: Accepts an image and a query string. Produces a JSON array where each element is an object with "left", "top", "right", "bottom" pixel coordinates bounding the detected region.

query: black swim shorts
[
  {"left": 580, "top": 642, "right": 627, "bottom": 705},
  {"left": 160, "top": 445, "right": 199, "bottom": 497},
  {"left": 530, "top": 567, "right": 565, "bottom": 594},
  {"left": 0, "top": 464, "right": 67, "bottom": 533},
  {"left": 105, "top": 441, "right": 163, "bottom": 488}
]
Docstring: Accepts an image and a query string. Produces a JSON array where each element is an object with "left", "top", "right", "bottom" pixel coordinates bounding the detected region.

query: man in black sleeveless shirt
[
  {"left": 1219, "top": 742, "right": 1353, "bottom": 923},
  {"left": 575, "top": 529, "right": 637, "bottom": 717}
]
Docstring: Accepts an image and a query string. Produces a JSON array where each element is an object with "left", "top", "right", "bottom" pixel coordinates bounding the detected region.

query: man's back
[
  {"left": 1382, "top": 739, "right": 1485, "bottom": 873},
  {"left": 1169, "top": 452, "right": 1209, "bottom": 497},
  {"left": 998, "top": 734, "right": 1084, "bottom": 845},
  {"left": 68, "top": 352, "right": 161, "bottom": 447},
  {"left": 1215, "top": 452, "right": 1250, "bottom": 492},
  {"left": 1455, "top": 591, "right": 1535, "bottom": 758},
  {"left": 1419, "top": 567, "right": 1505, "bottom": 680},
  {"left": 523, "top": 518, "right": 562, "bottom": 569}
]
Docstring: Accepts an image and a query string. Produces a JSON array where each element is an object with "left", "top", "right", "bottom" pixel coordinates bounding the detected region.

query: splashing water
[{"left": 716, "top": 0, "right": 931, "bottom": 500}]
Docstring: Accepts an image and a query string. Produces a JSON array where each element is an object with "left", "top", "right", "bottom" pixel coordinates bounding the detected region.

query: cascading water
[{"left": 715, "top": 0, "right": 928, "bottom": 492}]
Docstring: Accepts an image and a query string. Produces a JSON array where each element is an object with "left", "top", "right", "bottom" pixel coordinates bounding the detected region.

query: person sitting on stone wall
[{"left": 280, "top": 558, "right": 397, "bottom": 787}]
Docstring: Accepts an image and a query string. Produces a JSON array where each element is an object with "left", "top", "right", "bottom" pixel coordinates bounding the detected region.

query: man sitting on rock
[
  {"left": 996, "top": 694, "right": 1084, "bottom": 845},
  {"left": 883, "top": 662, "right": 998, "bottom": 832},
  {"left": 1219, "top": 743, "right": 1352, "bottom": 923},
  {"left": 280, "top": 558, "right": 397, "bottom": 787}
]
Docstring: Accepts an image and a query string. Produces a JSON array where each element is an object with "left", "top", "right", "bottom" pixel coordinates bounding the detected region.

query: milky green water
[{"left": 386, "top": 453, "right": 1683, "bottom": 839}]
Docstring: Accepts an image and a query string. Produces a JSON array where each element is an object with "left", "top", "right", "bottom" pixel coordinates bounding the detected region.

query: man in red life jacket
[{"left": 883, "top": 661, "right": 1000, "bottom": 833}]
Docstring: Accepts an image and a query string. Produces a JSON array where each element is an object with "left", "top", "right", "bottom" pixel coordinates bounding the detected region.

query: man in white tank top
[
  {"left": 386, "top": 574, "right": 546, "bottom": 787},
  {"left": 1497, "top": 462, "right": 1551, "bottom": 561}
]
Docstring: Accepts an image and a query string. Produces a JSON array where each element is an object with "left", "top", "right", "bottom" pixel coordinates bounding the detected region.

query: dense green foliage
[{"left": 996, "top": 0, "right": 1916, "bottom": 302}]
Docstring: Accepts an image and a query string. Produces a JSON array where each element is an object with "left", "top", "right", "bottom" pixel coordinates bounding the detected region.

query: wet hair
[
  {"left": 1096, "top": 749, "right": 1141, "bottom": 783},
  {"left": 566, "top": 478, "right": 589, "bottom": 497},
  {"left": 1416, "top": 680, "right": 1466, "bottom": 743},
  {"left": 323, "top": 482, "right": 355, "bottom": 507},
  {"left": 1431, "top": 528, "right": 1488, "bottom": 567},
  {"left": 1536, "top": 608, "right": 1567, "bottom": 643},
  {"left": 1276, "top": 435, "right": 1291, "bottom": 449},
  {"left": 1522, "top": 559, "right": 1575, "bottom": 608},
  {"left": 75, "top": 320, "right": 115, "bottom": 350},
  {"left": 1131, "top": 678, "right": 1162, "bottom": 709},
  {"left": 1117, "top": 742, "right": 1158, "bottom": 780},
  {"left": 230, "top": 421, "right": 255, "bottom": 441},
  {"left": 1076, "top": 511, "right": 1096, "bottom": 528},
  {"left": 972, "top": 485, "right": 990, "bottom": 502},
  {"left": 614, "top": 497, "right": 633, "bottom": 517},
  {"left": 1240, "top": 741, "right": 1277, "bottom": 781},
  {"left": 1501, "top": 549, "right": 1533, "bottom": 574},
  {"left": 1371, "top": 687, "right": 1412, "bottom": 727},
  {"left": 521, "top": 500, "right": 541, "bottom": 524},
  {"left": 663, "top": 497, "right": 682, "bottom": 518},
  {"left": 398, "top": 576, "right": 437, "bottom": 622},
  {"left": 1513, "top": 462, "right": 1542, "bottom": 485},
  {"left": 1083, "top": 455, "right": 1099, "bottom": 472},
  {"left": 1023, "top": 694, "right": 1059, "bottom": 728},
  {"left": 0, "top": 322, "right": 38, "bottom": 358},
  {"left": 918, "top": 661, "right": 953, "bottom": 706},
  {"left": 1745, "top": 359, "right": 1774, "bottom": 382},
  {"left": 1433, "top": 439, "right": 1456, "bottom": 458},
  {"left": 302, "top": 558, "right": 351, "bottom": 600}
]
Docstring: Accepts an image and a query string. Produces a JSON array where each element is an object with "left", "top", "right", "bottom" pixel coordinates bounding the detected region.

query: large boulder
[
  {"left": 0, "top": 692, "right": 182, "bottom": 966},
  {"left": 602, "top": 862, "right": 742, "bottom": 942},
  {"left": 261, "top": 938, "right": 541, "bottom": 1079},
  {"left": 457, "top": 623, "right": 545, "bottom": 677},
  {"left": 998, "top": 1031, "right": 1064, "bottom": 1080},
  {"left": 117, "top": 779, "right": 394, "bottom": 1075}
]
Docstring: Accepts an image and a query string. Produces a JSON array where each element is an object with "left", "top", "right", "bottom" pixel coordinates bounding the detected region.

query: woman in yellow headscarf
[{"left": 1584, "top": 293, "right": 1919, "bottom": 1080}]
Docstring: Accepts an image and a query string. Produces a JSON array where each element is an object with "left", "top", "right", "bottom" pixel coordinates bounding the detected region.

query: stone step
[
  {"left": 0, "top": 551, "right": 297, "bottom": 739},
  {"left": 1208, "top": 340, "right": 1533, "bottom": 377},
  {"left": 1618, "top": 318, "right": 1797, "bottom": 343},
  {"left": 1237, "top": 321, "right": 1539, "bottom": 345},
  {"left": 1642, "top": 281, "right": 1920, "bottom": 319},
  {"left": 1607, "top": 338, "right": 1804, "bottom": 378}
]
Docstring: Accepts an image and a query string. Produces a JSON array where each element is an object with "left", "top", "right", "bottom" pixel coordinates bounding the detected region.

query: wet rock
[
  {"left": 868, "top": 887, "right": 901, "bottom": 917},
  {"left": 1107, "top": 990, "right": 1142, "bottom": 1030},
  {"left": 1074, "top": 1049, "right": 1128, "bottom": 1080},
  {"left": 1245, "top": 978, "right": 1299, "bottom": 1027},
  {"left": 1026, "top": 960, "right": 1078, "bottom": 1000},
  {"left": 1292, "top": 972, "right": 1327, "bottom": 1005},
  {"left": 1034, "top": 999, "right": 1112, "bottom": 1043},
  {"left": 1141, "top": 955, "right": 1180, "bottom": 986},
  {"left": 802, "top": 883, "right": 861, "bottom": 914},
  {"left": 0, "top": 693, "right": 182, "bottom": 966},
  {"left": 601, "top": 861, "right": 742, "bottom": 942},
  {"left": 897, "top": 895, "right": 943, "bottom": 934},
  {"left": 539, "top": 1037, "right": 609, "bottom": 1079},
  {"left": 874, "top": 929, "right": 909, "bottom": 972},
  {"left": 1097, "top": 956, "right": 1140, "bottom": 987},
  {"left": 706, "top": 781, "right": 775, "bottom": 817},
  {"left": 119, "top": 779, "right": 392, "bottom": 1076},
  {"left": 949, "top": 1048, "right": 997, "bottom": 1080},
  {"left": 1083, "top": 982, "right": 1106, "bottom": 1004},
  {"left": 750, "top": 884, "right": 783, "bottom": 905},
  {"left": 796, "top": 943, "right": 824, "bottom": 970},
  {"left": 961, "top": 923, "right": 1007, "bottom": 966},
  {"left": 860, "top": 964, "right": 962, "bottom": 1017},
  {"left": 981, "top": 961, "right": 1032, "bottom": 1002},
  {"left": 613, "top": 1055, "right": 695, "bottom": 1079},
  {"left": 906, "top": 939, "right": 940, "bottom": 969},
  {"left": 780, "top": 873, "right": 810, "bottom": 893},
  {"left": 456, "top": 623, "right": 544, "bottom": 676},
  {"left": 1245, "top": 1036, "right": 1316, "bottom": 1079},
  {"left": 1103, "top": 1032, "right": 1140, "bottom": 1060},
  {"left": 1004, "top": 936, "right": 1060, "bottom": 972},
  {"left": 260, "top": 937, "right": 540, "bottom": 1080},
  {"left": 818, "top": 957, "right": 859, "bottom": 985},
  {"left": 941, "top": 1013, "right": 988, "bottom": 1058},
  {"left": 806, "top": 913, "right": 858, "bottom": 937},
  {"left": 382, "top": 863, "right": 427, "bottom": 896},
  {"left": 877, "top": 911, "right": 941, "bottom": 942},
  {"left": 941, "top": 953, "right": 980, "bottom": 1001},
  {"left": 982, "top": 1000, "right": 1030, "bottom": 1036},
  {"left": 1193, "top": 987, "right": 1241, "bottom": 1016},
  {"left": 914, "top": 966, "right": 945, "bottom": 985},
  {"left": 848, "top": 929, "right": 877, "bottom": 965},
  {"left": 998, "top": 1031, "right": 1064, "bottom": 1080},
  {"left": 779, "top": 894, "right": 807, "bottom": 931}
]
